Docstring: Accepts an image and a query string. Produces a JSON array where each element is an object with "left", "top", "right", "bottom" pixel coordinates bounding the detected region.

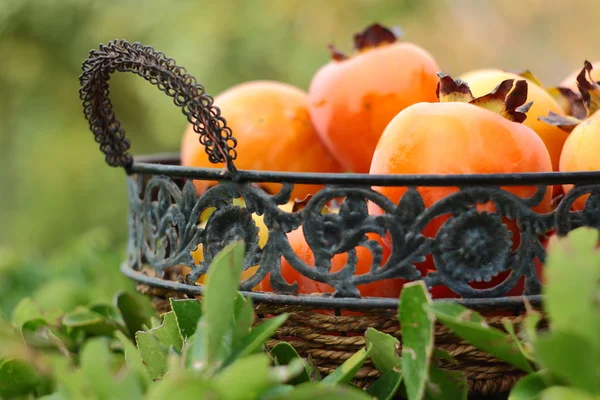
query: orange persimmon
[
  {"left": 181, "top": 80, "right": 343, "bottom": 201},
  {"left": 307, "top": 23, "right": 440, "bottom": 173},
  {"left": 459, "top": 69, "right": 569, "bottom": 174},
  {"left": 369, "top": 74, "right": 553, "bottom": 274},
  {"left": 541, "top": 61, "right": 600, "bottom": 211},
  {"left": 260, "top": 227, "right": 422, "bottom": 298}
]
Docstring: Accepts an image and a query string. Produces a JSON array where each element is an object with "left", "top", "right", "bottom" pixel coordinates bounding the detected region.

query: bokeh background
[{"left": 1, "top": 0, "right": 599, "bottom": 313}]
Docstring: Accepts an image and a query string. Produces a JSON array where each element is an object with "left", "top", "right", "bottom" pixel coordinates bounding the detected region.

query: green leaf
[
  {"left": 543, "top": 227, "right": 600, "bottom": 352},
  {"left": 62, "top": 308, "right": 118, "bottom": 336},
  {"left": 399, "top": 281, "right": 435, "bottom": 400},
  {"left": 214, "top": 353, "right": 284, "bottom": 400},
  {"left": 533, "top": 331, "right": 599, "bottom": 394},
  {"left": 305, "top": 354, "right": 322, "bottom": 382},
  {"left": 509, "top": 370, "right": 551, "bottom": 400},
  {"left": 11, "top": 298, "right": 60, "bottom": 332},
  {"left": 273, "top": 382, "right": 375, "bottom": 400},
  {"left": 41, "top": 356, "right": 87, "bottom": 398},
  {"left": 521, "top": 307, "right": 543, "bottom": 357},
  {"left": 170, "top": 298, "right": 202, "bottom": 340},
  {"left": 365, "top": 328, "right": 401, "bottom": 374},
  {"left": 270, "top": 342, "right": 312, "bottom": 384},
  {"left": 114, "top": 330, "right": 152, "bottom": 391},
  {"left": 321, "top": 344, "right": 372, "bottom": 385},
  {"left": 146, "top": 371, "right": 223, "bottom": 400},
  {"left": 136, "top": 312, "right": 184, "bottom": 380},
  {"left": 431, "top": 348, "right": 457, "bottom": 365},
  {"left": 225, "top": 313, "right": 288, "bottom": 366},
  {"left": 366, "top": 369, "right": 403, "bottom": 400},
  {"left": 539, "top": 386, "right": 600, "bottom": 400},
  {"left": 184, "top": 323, "right": 205, "bottom": 370},
  {"left": 425, "top": 302, "right": 533, "bottom": 372},
  {"left": 39, "top": 393, "right": 66, "bottom": 400},
  {"left": 503, "top": 318, "right": 533, "bottom": 362},
  {"left": 202, "top": 240, "right": 246, "bottom": 372},
  {"left": 0, "top": 358, "right": 41, "bottom": 398},
  {"left": 232, "top": 293, "right": 255, "bottom": 347},
  {"left": 80, "top": 337, "right": 145, "bottom": 399},
  {"left": 90, "top": 303, "right": 126, "bottom": 327},
  {"left": 12, "top": 298, "right": 43, "bottom": 329},
  {"left": 115, "top": 291, "right": 155, "bottom": 340},
  {"left": 425, "top": 365, "right": 467, "bottom": 400},
  {"left": 259, "top": 385, "right": 295, "bottom": 399}
]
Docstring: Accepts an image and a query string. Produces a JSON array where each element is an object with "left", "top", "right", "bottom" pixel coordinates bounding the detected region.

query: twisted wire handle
[{"left": 79, "top": 39, "right": 238, "bottom": 175}]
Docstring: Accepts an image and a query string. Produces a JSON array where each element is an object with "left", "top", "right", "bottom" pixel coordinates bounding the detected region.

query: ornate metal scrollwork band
[{"left": 124, "top": 164, "right": 600, "bottom": 301}]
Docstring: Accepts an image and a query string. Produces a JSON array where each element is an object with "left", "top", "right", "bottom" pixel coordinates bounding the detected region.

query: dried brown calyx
[
  {"left": 436, "top": 72, "right": 533, "bottom": 123},
  {"left": 540, "top": 60, "right": 600, "bottom": 132},
  {"left": 512, "top": 69, "right": 586, "bottom": 118},
  {"left": 546, "top": 87, "right": 587, "bottom": 119},
  {"left": 328, "top": 23, "right": 403, "bottom": 61}
]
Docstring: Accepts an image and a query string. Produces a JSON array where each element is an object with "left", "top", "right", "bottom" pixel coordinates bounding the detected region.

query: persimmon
[
  {"left": 540, "top": 61, "right": 600, "bottom": 211},
  {"left": 458, "top": 69, "right": 569, "bottom": 173},
  {"left": 181, "top": 80, "right": 343, "bottom": 201},
  {"left": 369, "top": 74, "right": 553, "bottom": 278},
  {"left": 307, "top": 23, "right": 440, "bottom": 173},
  {"left": 259, "top": 227, "right": 421, "bottom": 298},
  {"left": 428, "top": 254, "right": 545, "bottom": 299},
  {"left": 559, "top": 112, "right": 600, "bottom": 210}
]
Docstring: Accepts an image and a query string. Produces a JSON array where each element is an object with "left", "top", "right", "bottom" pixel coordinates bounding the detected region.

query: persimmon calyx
[
  {"left": 540, "top": 60, "right": 600, "bottom": 132},
  {"left": 328, "top": 23, "right": 403, "bottom": 61},
  {"left": 545, "top": 87, "right": 586, "bottom": 119},
  {"left": 436, "top": 72, "right": 532, "bottom": 123},
  {"left": 576, "top": 60, "right": 600, "bottom": 117},
  {"left": 353, "top": 23, "right": 402, "bottom": 52},
  {"left": 514, "top": 69, "right": 544, "bottom": 87},
  {"left": 328, "top": 44, "right": 348, "bottom": 61},
  {"left": 538, "top": 112, "right": 583, "bottom": 133}
]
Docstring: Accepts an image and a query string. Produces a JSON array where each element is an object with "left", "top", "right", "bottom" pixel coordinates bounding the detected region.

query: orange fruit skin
[
  {"left": 459, "top": 69, "right": 569, "bottom": 175},
  {"left": 560, "top": 60, "right": 600, "bottom": 90},
  {"left": 369, "top": 102, "right": 554, "bottom": 271},
  {"left": 259, "top": 228, "right": 420, "bottom": 298},
  {"left": 559, "top": 111, "right": 600, "bottom": 210},
  {"left": 307, "top": 42, "right": 440, "bottom": 173},
  {"left": 181, "top": 80, "right": 343, "bottom": 200}
]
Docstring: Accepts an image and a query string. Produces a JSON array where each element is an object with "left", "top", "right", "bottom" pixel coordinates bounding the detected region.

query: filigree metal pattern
[{"left": 124, "top": 165, "right": 600, "bottom": 302}]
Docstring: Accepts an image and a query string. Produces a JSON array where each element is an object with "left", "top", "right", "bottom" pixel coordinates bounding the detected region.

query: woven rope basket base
[{"left": 136, "top": 271, "right": 546, "bottom": 397}]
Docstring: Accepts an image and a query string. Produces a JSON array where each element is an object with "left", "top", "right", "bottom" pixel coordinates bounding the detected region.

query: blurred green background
[{"left": 1, "top": 0, "right": 599, "bottom": 312}]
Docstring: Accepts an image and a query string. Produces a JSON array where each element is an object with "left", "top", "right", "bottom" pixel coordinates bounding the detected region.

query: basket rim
[
  {"left": 121, "top": 261, "right": 543, "bottom": 311},
  {"left": 129, "top": 153, "right": 600, "bottom": 187}
]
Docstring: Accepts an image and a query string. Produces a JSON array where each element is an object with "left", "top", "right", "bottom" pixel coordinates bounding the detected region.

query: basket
[{"left": 79, "top": 40, "right": 600, "bottom": 396}]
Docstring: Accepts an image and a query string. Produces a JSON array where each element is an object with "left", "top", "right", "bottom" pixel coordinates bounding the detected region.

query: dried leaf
[
  {"left": 538, "top": 112, "right": 583, "bottom": 133},
  {"left": 353, "top": 23, "right": 398, "bottom": 51},
  {"left": 470, "top": 79, "right": 531, "bottom": 122},
  {"left": 328, "top": 44, "right": 347, "bottom": 61},
  {"left": 436, "top": 73, "right": 475, "bottom": 103},
  {"left": 576, "top": 60, "right": 600, "bottom": 117},
  {"left": 546, "top": 87, "right": 586, "bottom": 118}
]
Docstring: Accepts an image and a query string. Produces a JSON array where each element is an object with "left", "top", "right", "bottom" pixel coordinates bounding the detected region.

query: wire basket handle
[{"left": 79, "top": 39, "right": 238, "bottom": 176}]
